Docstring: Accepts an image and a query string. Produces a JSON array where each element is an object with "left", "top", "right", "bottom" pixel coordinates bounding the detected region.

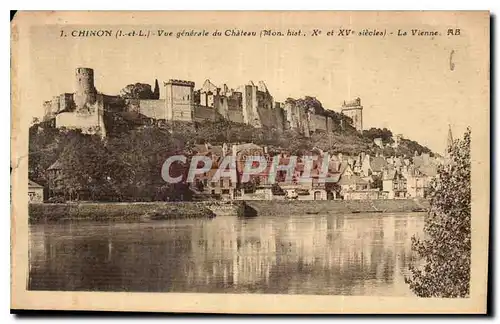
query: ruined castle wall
[
  {"left": 194, "top": 105, "right": 219, "bottom": 122},
  {"left": 50, "top": 96, "right": 61, "bottom": 115},
  {"left": 227, "top": 110, "right": 244, "bottom": 124},
  {"left": 257, "top": 107, "right": 275, "bottom": 128},
  {"left": 55, "top": 94, "right": 106, "bottom": 137},
  {"left": 59, "top": 93, "right": 74, "bottom": 112},
  {"left": 138, "top": 99, "right": 167, "bottom": 119},
  {"left": 43, "top": 101, "right": 53, "bottom": 119},
  {"left": 310, "top": 114, "right": 328, "bottom": 132},
  {"left": 216, "top": 96, "right": 229, "bottom": 118},
  {"left": 227, "top": 92, "right": 242, "bottom": 110},
  {"left": 274, "top": 107, "right": 285, "bottom": 131},
  {"left": 256, "top": 91, "right": 273, "bottom": 109},
  {"left": 256, "top": 106, "right": 286, "bottom": 130}
]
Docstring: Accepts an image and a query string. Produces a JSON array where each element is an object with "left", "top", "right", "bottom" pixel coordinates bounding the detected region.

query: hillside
[{"left": 29, "top": 116, "right": 433, "bottom": 202}]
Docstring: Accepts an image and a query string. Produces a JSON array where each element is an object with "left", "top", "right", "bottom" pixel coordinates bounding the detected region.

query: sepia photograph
[{"left": 11, "top": 11, "right": 490, "bottom": 314}]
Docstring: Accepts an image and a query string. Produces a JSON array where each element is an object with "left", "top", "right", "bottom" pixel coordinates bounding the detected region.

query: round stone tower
[{"left": 74, "top": 67, "right": 96, "bottom": 110}]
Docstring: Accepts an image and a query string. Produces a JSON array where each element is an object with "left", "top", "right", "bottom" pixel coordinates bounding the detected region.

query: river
[{"left": 28, "top": 212, "right": 425, "bottom": 296}]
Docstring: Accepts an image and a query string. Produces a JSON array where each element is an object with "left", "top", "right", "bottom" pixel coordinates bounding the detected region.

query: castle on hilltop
[{"left": 42, "top": 68, "right": 364, "bottom": 137}]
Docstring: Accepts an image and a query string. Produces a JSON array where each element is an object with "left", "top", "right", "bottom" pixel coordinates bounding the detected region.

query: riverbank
[
  {"left": 244, "top": 199, "right": 430, "bottom": 216},
  {"left": 28, "top": 199, "right": 429, "bottom": 223},
  {"left": 28, "top": 202, "right": 217, "bottom": 224}
]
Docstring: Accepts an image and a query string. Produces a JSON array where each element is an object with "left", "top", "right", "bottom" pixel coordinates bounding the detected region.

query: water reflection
[{"left": 28, "top": 213, "right": 424, "bottom": 296}]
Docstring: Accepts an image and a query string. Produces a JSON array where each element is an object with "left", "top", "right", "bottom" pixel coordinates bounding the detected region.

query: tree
[
  {"left": 405, "top": 128, "right": 471, "bottom": 297},
  {"left": 362, "top": 127, "right": 393, "bottom": 143},
  {"left": 153, "top": 79, "right": 160, "bottom": 99},
  {"left": 57, "top": 132, "right": 112, "bottom": 201},
  {"left": 119, "top": 83, "right": 155, "bottom": 99}
]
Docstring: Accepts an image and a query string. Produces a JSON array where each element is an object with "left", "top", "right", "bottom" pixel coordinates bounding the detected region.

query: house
[
  {"left": 369, "top": 155, "right": 388, "bottom": 177},
  {"left": 28, "top": 180, "right": 44, "bottom": 203},
  {"left": 47, "top": 159, "right": 64, "bottom": 197},
  {"left": 382, "top": 169, "right": 407, "bottom": 199},
  {"left": 339, "top": 162, "right": 355, "bottom": 179},
  {"left": 406, "top": 164, "right": 437, "bottom": 198},
  {"left": 338, "top": 174, "right": 370, "bottom": 200}
]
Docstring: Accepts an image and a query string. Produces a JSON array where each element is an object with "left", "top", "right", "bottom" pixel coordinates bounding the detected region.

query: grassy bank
[
  {"left": 29, "top": 202, "right": 216, "bottom": 224},
  {"left": 29, "top": 199, "right": 429, "bottom": 223}
]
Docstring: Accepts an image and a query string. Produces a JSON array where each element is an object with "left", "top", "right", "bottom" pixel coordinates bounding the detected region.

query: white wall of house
[{"left": 28, "top": 187, "right": 44, "bottom": 203}]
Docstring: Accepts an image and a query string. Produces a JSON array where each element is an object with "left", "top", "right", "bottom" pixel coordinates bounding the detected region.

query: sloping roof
[
  {"left": 28, "top": 180, "right": 43, "bottom": 188},
  {"left": 338, "top": 162, "right": 353, "bottom": 176},
  {"left": 338, "top": 175, "right": 368, "bottom": 186},
  {"left": 193, "top": 144, "right": 209, "bottom": 153},
  {"left": 234, "top": 143, "right": 263, "bottom": 153},
  {"left": 370, "top": 156, "right": 388, "bottom": 172},
  {"left": 258, "top": 81, "right": 269, "bottom": 93},
  {"left": 210, "top": 145, "right": 223, "bottom": 157},
  {"left": 201, "top": 79, "right": 218, "bottom": 93},
  {"left": 383, "top": 169, "right": 397, "bottom": 180},
  {"left": 413, "top": 155, "right": 424, "bottom": 168},
  {"left": 326, "top": 173, "right": 341, "bottom": 183},
  {"left": 47, "top": 159, "right": 63, "bottom": 171},
  {"left": 419, "top": 165, "right": 438, "bottom": 177},
  {"left": 328, "top": 160, "right": 341, "bottom": 172}
]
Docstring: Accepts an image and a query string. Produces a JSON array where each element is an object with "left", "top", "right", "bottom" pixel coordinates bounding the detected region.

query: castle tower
[
  {"left": 341, "top": 97, "right": 363, "bottom": 132},
  {"left": 74, "top": 67, "right": 97, "bottom": 111},
  {"left": 242, "top": 81, "right": 262, "bottom": 127},
  {"left": 164, "top": 79, "right": 195, "bottom": 122}
]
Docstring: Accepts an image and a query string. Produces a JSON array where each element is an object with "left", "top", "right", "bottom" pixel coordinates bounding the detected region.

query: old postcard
[{"left": 11, "top": 11, "right": 490, "bottom": 314}]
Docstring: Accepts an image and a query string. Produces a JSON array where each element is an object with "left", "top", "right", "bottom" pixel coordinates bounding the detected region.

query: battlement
[
  {"left": 76, "top": 67, "right": 94, "bottom": 74},
  {"left": 164, "top": 79, "right": 195, "bottom": 87},
  {"left": 342, "top": 97, "right": 362, "bottom": 108}
]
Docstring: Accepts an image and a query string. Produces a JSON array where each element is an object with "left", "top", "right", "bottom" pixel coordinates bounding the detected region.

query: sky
[{"left": 26, "top": 18, "right": 484, "bottom": 154}]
